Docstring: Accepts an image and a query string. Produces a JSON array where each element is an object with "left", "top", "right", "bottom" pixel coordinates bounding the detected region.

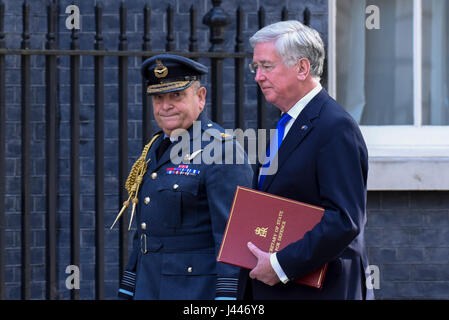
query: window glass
[
  {"left": 422, "top": 0, "right": 449, "bottom": 125},
  {"left": 336, "top": 0, "right": 413, "bottom": 125}
]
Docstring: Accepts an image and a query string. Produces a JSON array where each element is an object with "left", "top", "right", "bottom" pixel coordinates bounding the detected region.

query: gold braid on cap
[{"left": 110, "top": 133, "right": 162, "bottom": 230}]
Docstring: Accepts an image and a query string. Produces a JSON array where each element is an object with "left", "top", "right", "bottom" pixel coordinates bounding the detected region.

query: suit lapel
[{"left": 261, "top": 89, "right": 329, "bottom": 192}]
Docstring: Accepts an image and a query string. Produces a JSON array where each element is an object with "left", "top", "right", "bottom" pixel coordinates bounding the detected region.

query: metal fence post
[
  {"left": 256, "top": 7, "right": 267, "bottom": 130},
  {"left": 45, "top": 0, "right": 58, "bottom": 300},
  {"left": 234, "top": 6, "right": 244, "bottom": 130},
  {"left": 203, "top": 0, "right": 230, "bottom": 125},
  {"left": 20, "top": 0, "right": 31, "bottom": 300},
  {"left": 0, "top": 0, "right": 6, "bottom": 300},
  {"left": 69, "top": 5, "right": 81, "bottom": 301},
  {"left": 142, "top": 3, "right": 152, "bottom": 146},
  {"left": 118, "top": 1, "right": 129, "bottom": 287},
  {"left": 94, "top": 1, "right": 105, "bottom": 301}
]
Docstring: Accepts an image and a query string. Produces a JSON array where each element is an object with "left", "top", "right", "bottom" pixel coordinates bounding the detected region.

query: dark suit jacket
[{"left": 237, "top": 89, "right": 374, "bottom": 300}]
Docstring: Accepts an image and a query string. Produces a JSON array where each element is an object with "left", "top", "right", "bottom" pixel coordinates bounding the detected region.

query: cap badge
[{"left": 154, "top": 60, "right": 168, "bottom": 78}]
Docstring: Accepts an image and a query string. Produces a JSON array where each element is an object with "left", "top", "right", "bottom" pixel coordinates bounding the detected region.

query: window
[
  {"left": 328, "top": 0, "right": 449, "bottom": 190},
  {"left": 422, "top": 0, "right": 449, "bottom": 125}
]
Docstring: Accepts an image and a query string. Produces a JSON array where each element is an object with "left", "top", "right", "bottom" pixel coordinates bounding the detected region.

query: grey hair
[
  {"left": 192, "top": 80, "right": 202, "bottom": 90},
  {"left": 249, "top": 20, "right": 325, "bottom": 79}
]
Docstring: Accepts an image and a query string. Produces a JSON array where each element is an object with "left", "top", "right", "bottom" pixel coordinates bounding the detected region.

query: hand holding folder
[
  {"left": 247, "top": 241, "right": 281, "bottom": 286},
  {"left": 217, "top": 186, "right": 328, "bottom": 289}
]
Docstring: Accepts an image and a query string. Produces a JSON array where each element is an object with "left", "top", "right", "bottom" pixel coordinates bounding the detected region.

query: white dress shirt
[{"left": 269, "top": 83, "right": 322, "bottom": 284}]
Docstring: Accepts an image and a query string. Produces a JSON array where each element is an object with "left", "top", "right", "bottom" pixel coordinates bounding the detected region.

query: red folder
[{"left": 217, "top": 186, "right": 327, "bottom": 289}]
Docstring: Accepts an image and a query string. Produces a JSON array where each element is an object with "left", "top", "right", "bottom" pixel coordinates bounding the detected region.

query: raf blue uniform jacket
[
  {"left": 237, "top": 89, "right": 374, "bottom": 300},
  {"left": 119, "top": 112, "right": 253, "bottom": 300}
]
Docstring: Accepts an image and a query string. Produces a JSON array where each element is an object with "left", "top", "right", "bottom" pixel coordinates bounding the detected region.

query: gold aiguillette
[{"left": 110, "top": 133, "right": 161, "bottom": 231}]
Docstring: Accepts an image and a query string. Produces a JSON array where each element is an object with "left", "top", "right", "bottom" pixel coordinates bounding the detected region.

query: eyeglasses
[{"left": 248, "top": 62, "right": 279, "bottom": 74}]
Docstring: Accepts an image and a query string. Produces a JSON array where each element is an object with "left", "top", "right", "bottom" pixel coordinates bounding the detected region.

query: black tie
[{"left": 156, "top": 137, "right": 172, "bottom": 161}]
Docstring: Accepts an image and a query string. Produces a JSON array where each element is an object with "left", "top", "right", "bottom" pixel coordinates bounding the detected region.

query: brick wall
[{"left": 366, "top": 191, "right": 449, "bottom": 299}]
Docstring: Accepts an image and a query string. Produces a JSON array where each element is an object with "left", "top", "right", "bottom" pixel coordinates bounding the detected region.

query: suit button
[
  {"left": 173, "top": 184, "right": 179, "bottom": 190},
  {"left": 141, "top": 222, "right": 147, "bottom": 230},
  {"left": 187, "top": 267, "right": 193, "bottom": 273},
  {"left": 151, "top": 172, "right": 157, "bottom": 179},
  {"left": 144, "top": 197, "right": 150, "bottom": 204}
]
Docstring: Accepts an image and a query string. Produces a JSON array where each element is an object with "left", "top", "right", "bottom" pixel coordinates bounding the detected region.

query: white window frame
[{"left": 328, "top": 0, "right": 449, "bottom": 191}]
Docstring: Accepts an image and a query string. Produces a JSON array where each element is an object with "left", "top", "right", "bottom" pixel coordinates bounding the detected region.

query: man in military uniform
[{"left": 115, "top": 54, "right": 253, "bottom": 300}]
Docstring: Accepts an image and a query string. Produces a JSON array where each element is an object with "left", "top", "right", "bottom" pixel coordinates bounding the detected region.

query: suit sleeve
[
  {"left": 118, "top": 231, "right": 139, "bottom": 299},
  {"left": 276, "top": 123, "right": 368, "bottom": 280},
  {"left": 204, "top": 139, "right": 254, "bottom": 298}
]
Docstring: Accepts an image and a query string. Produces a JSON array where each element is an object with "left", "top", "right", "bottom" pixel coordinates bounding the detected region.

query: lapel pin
[{"left": 301, "top": 125, "right": 308, "bottom": 130}]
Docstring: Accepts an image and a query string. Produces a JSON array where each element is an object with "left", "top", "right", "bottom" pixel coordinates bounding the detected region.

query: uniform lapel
[
  {"left": 146, "top": 134, "right": 163, "bottom": 173},
  {"left": 155, "top": 139, "right": 175, "bottom": 168},
  {"left": 261, "top": 89, "right": 329, "bottom": 192}
]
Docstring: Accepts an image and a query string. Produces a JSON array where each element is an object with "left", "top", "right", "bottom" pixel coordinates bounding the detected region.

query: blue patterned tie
[{"left": 258, "top": 113, "right": 292, "bottom": 190}]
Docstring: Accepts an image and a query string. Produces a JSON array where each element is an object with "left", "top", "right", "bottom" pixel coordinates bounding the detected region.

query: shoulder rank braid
[{"left": 110, "top": 133, "right": 162, "bottom": 231}]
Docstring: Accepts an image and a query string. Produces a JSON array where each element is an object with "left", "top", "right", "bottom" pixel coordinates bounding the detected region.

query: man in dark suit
[
  {"left": 237, "top": 20, "right": 374, "bottom": 300},
  {"left": 114, "top": 54, "right": 253, "bottom": 299}
]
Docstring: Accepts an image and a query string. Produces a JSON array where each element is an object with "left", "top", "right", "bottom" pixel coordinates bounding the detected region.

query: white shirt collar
[{"left": 285, "top": 83, "right": 322, "bottom": 120}]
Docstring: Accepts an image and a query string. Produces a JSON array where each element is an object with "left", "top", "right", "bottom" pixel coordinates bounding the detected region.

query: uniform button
[
  {"left": 173, "top": 184, "right": 179, "bottom": 190},
  {"left": 141, "top": 222, "right": 147, "bottom": 230},
  {"left": 151, "top": 172, "right": 157, "bottom": 179},
  {"left": 187, "top": 267, "right": 193, "bottom": 273},
  {"left": 144, "top": 197, "right": 150, "bottom": 204}
]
